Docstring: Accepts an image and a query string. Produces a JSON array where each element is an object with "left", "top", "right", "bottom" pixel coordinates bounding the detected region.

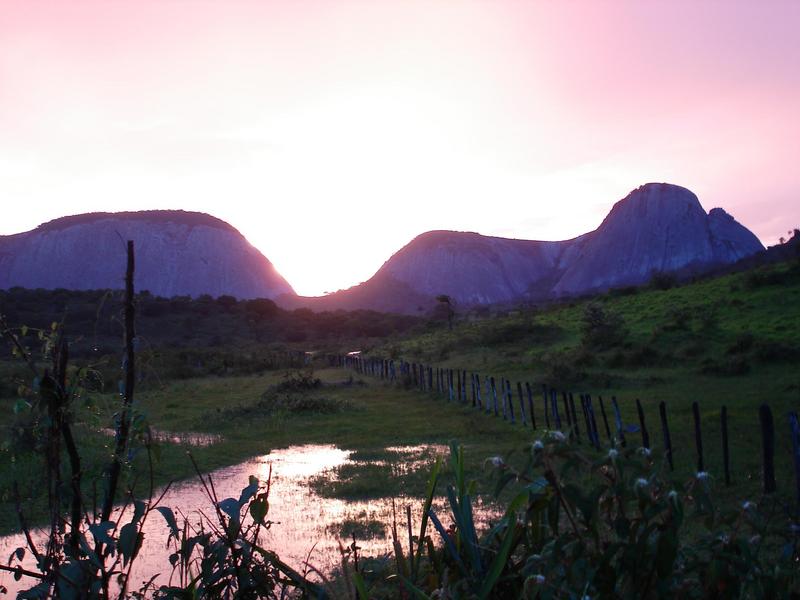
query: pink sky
[{"left": 1, "top": 1, "right": 798, "bottom": 295}]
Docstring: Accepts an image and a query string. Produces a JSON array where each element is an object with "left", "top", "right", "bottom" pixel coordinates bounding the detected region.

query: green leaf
[
  {"left": 155, "top": 507, "right": 179, "bottom": 539},
  {"left": 89, "top": 521, "right": 116, "bottom": 546},
  {"left": 119, "top": 523, "right": 142, "bottom": 567},
  {"left": 12, "top": 399, "right": 30, "bottom": 415},
  {"left": 249, "top": 494, "right": 269, "bottom": 524},
  {"left": 353, "top": 571, "right": 369, "bottom": 600},
  {"left": 478, "top": 511, "right": 518, "bottom": 600},
  {"left": 218, "top": 497, "right": 240, "bottom": 519}
]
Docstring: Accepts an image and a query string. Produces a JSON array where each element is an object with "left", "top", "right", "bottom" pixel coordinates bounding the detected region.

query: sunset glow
[{"left": 1, "top": 1, "right": 798, "bottom": 295}]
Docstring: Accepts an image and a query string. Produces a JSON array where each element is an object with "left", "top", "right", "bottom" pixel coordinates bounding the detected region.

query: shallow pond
[{"left": 0, "top": 444, "right": 498, "bottom": 594}]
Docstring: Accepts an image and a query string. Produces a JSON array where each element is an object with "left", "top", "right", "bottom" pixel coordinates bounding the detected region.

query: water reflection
[
  {"left": 0, "top": 444, "right": 497, "bottom": 594},
  {"left": 99, "top": 427, "right": 224, "bottom": 447}
]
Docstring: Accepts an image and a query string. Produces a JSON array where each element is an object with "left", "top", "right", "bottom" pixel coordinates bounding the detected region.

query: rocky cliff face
[
  {"left": 550, "top": 183, "right": 763, "bottom": 295},
  {"left": 0, "top": 211, "right": 294, "bottom": 299},
  {"left": 288, "top": 183, "right": 763, "bottom": 313}
]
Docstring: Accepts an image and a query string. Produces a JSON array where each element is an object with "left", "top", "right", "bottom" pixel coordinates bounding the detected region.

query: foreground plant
[{"left": 380, "top": 437, "right": 799, "bottom": 599}]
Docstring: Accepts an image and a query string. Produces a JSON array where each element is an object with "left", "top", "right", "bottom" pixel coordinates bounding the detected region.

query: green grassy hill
[{"left": 366, "top": 259, "right": 800, "bottom": 501}]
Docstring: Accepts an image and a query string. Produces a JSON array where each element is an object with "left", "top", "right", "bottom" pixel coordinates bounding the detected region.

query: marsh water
[{"left": 0, "top": 443, "right": 498, "bottom": 594}]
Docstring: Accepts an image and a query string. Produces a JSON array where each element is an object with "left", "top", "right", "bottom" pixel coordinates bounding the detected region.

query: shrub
[
  {"left": 700, "top": 355, "right": 750, "bottom": 376},
  {"left": 358, "top": 442, "right": 800, "bottom": 599},
  {"left": 650, "top": 270, "right": 678, "bottom": 290},
  {"left": 581, "top": 302, "right": 627, "bottom": 348}
]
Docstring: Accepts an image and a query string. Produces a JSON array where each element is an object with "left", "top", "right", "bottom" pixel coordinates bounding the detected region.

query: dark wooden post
[
  {"left": 526, "top": 383, "right": 536, "bottom": 429},
  {"left": 598, "top": 396, "right": 612, "bottom": 442},
  {"left": 457, "top": 371, "right": 462, "bottom": 404},
  {"left": 658, "top": 401, "right": 674, "bottom": 471},
  {"left": 517, "top": 382, "right": 526, "bottom": 426},
  {"left": 462, "top": 370, "right": 467, "bottom": 403},
  {"left": 635, "top": 399, "right": 650, "bottom": 449},
  {"left": 551, "top": 390, "right": 562, "bottom": 430},
  {"left": 721, "top": 406, "right": 731, "bottom": 486},
  {"left": 500, "top": 378, "right": 507, "bottom": 419},
  {"left": 475, "top": 374, "right": 482, "bottom": 409},
  {"left": 490, "top": 377, "right": 498, "bottom": 416},
  {"left": 428, "top": 366, "right": 433, "bottom": 392},
  {"left": 102, "top": 240, "right": 136, "bottom": 523},
  {"left": 692, "top": 401, "right": 704, "bottom": 473},
  {"left": 507, "top": 381, "right": 516, "bottom": 424},
  {"left": 611, "top": 396, "right": 625, "bottom": 447},
  {"left": 543, "top": 385, "right": 551, "bottom": 429},
  {"left": 788, "top": 411, "right": 800, "bottom": 508},
  {"left": 586, "top": 395, "right": 600, "bottom": 449},
  {"left": 580, "top": 395, "right": 594, "bottom": 447},
  {"left": 569, "top": 393, "right": 580, "bottom": 441},
  {"left": 471, "top": 374, "right": 476, "bottom": 406},
  {"left": 758, "top": 404, "right": 776, "bottom": 494},
  {"left": 562, "top": 392, "right": 573, "bottom": 438}
]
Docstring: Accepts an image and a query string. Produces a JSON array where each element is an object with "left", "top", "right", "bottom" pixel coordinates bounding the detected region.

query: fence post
[
  {"left": 507, "top": 381, "right": 516, "bottom": 424},
  {"left": 658, "top": 401, "right": 674, "bottom": 471},
  {"left": 758, "top": 404, "right": 776, "bottom": 494},
  {"left": 635, "top": 399, "right": 650, "bottom": 449},
  {"left": 721, "top": 405, "right": 731, "bottom": 486},
  {"left": 586, "top": 395, "right": 600, "bottom": 449},
  {"left": 788, "top": 411, "right": 800, "bottom": 509},
  {"left": 462, "top": 371, "right": 467, "bottom": 403},
  {"left": 517, "top": 382, "right": 527, "bottom": 426},
  {"left": 692, "top": 401, "right": 704, "bottom": 473},
  {"left": 598, "top": 396, "right": 612, "bottom": 443},
  {"left": 611, "top": 396, "right": 625, "bottom": 447},
  {"left": 562, "top": 392, "right": 573, "bottom": 439},
  {"left": 579, "top": 395, "right": 593, "bottom": 447},
  {"left": 551, "top": 390, "right": 561, "bottom": 430},
  {"left": 490, "top": 377, "right": 498, "bottom": 416},
  {"left": 449, "top": 370, "right": 455, "bottom": 402},
  {"left": 569, "top": 393, "right": 580, "bottom": 442},
  {"left": 543, "top": 386, "right": 551, "bottom": 429},
  {"left": 476, "top": 374, "right": 482, "bottom": 409},
  {"left": 526, "top": 383, "right": 536, "bottom": 429},
  {"left": 457, "top": 370, "right": 462, "bottom": 404}
]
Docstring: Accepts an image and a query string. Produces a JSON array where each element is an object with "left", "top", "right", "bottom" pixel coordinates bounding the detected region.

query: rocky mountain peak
[{"left": 0, "top": 211, "right": 294, "bottom": 299}]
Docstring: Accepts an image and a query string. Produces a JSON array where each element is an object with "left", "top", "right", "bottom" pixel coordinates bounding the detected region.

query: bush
[
  {"left": 581, "top": 302, "right": 627, "bottom": 348},
  {"left": 542, "top": 350, "right": 587, "bottom": 387},
  {"left": 351, "top": 443, "right": 800, "bottom": 599},
  {"left": 700, "top": 355, "right": 750, "bottom": 376},
  {"left": 650, "top": 270, "right": 678, "bottom": 290}
]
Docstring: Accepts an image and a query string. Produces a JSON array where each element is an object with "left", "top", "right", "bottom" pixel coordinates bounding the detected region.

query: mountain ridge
[{"left": 280, "top": 183, "right": 764, "bottom": 313}]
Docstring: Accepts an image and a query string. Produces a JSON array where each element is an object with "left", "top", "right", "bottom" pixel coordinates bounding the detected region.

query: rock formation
[{"left": 0, "top": 211, "right": 293, "bottom": 299}]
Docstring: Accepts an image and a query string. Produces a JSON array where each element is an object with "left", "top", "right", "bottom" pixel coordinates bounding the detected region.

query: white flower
[
  {"left": 607, "top": 448, "right": 619, "bottom": 460},
  {"left": 548, "top": 430, "right": 566, "bottom": 442},
  {"left": 637, "top": 447, "right": 651, "bottom": 458},
  {"left": 532, "top": 440, "right": 544, "bottom": 451},
  {"left": 489, "top": 456, "right": 504, "bottom": 467},
  {"left": 696, "top": 471, "right": 710, "bottom": 481},
  {"left": 634, "top": 477, "right": 648, "bottom": 491},
  {"left": 668, "top": 490, "right": 679, "bottom": 501},
  {"left": 532, "top": 574, "right": 545, "bottom": 585},
  {"left": 718, "top": 534, "right": 730, "bottom": 545},
  {"left": 742, "top": 501, "right": 755, "bottom": 511}
]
